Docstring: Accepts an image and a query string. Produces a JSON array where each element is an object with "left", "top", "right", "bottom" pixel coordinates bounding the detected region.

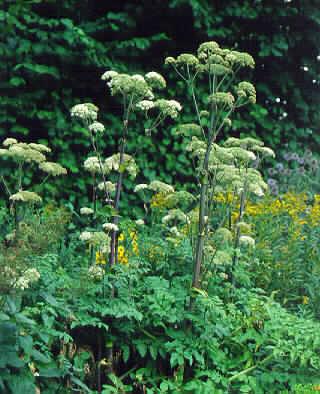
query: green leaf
[
  {"left": 122, "top": 344, "right": 130, "bottom": 363},
  {"left": 136, "top": 342, "right": 147, "bottom": 358},
  {"left": 9, "top": 77, "right": 26, "bottom": 87}
]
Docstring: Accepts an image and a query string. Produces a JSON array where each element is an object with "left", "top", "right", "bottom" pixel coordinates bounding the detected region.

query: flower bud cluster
[{"left": 14, "top": 268, "right": 40, "bottom": 290}]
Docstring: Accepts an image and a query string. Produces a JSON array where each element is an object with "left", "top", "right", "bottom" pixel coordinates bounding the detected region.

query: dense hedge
[{"left": 1, "top": 0, "right": 319, "bottom": 210}]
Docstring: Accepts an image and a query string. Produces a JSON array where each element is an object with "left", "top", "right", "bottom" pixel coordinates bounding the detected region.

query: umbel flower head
[
  {"left": 102, "top": 223, "right": 119, "bottom": 232},
  {"left": 84, "top": 156, "right": 102, "bottom": 174},
  {"left": 89, "top": 121, "right": 105, "bottom": 134},
  {"left": 154, "top": 99, "right": 182, "bottom": 119},
  {"left": 8, "top": 143, "right": 46, "bottom": 164},
  {"left": 145, "top": 72, "right": 166, "bottom": 89},
  {"left": 14, "top": 268, "right": 40, "bottom": 290},
  {"left": 102, "top": 72, "right": 153, "bottom": 100},
  {"left": 104, "top": 153, "right": 138, "bottom": 178},
  {"left": 88, "top": 265, "right": 104, "bottom": 281},
  {"left": 39, "top": 162, "right": 67, "bottom": 176},
  {"left": 149, "top": 180, "right": 174, "bottom": 194},
  {"left": 3, "top": 138, "right": 18, "bottom": 147},
  {"left": 10, "top": 190, "right": 42, "bottom": 204},
  {"left": 236, "top": 81, "right": 256, "bottom": 104},
  {"left": 28, "top": 143, "right": 52, "bottom": 153},
  {"left": 70, "top": 103, "right": 98, "bottom": 122},
  {"left": 80, "top": 207, "right": 94, "bottom": 215},
  {"left": 209, "top": 92, "right": 235, "bottom": 108},
  {"left": 98, "top": 181, "right": 116, "bottom": 193}
]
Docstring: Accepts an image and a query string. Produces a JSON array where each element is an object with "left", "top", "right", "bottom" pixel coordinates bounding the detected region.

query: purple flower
[
  {"left": 267, "top": 178, "right": 277, "bottom": 186},
  {"left": 283, "top": 152, "right": 292, "bottom": 161},
  {"left": 275, "top": 163, "right": 285, "bottom": 172},
  {"left": 297, "top": 157, "right": 304, "bottom": 165},
  {"left": 270, "top": 184, "right": 279, "bottom": 196},
  {"left": 268, "top": 168, "right": 277, "bottom": 176}
]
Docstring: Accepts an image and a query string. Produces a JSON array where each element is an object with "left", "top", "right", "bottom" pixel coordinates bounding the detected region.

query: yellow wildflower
[
  {"left": 95, "top": 251, "right": 106, "bottom": 265},
  {"left": 302, "top": 295, "right": 309, "bottom": 305}
]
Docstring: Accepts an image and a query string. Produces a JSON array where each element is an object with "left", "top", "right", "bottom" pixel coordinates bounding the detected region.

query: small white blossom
[
  {"left": 80, "top": 207, "right": 94, "bottom": 215},
  {"left": 98, "top": 181, "right": 116, "bottom": 193},
  {"left": 3, "top": 138, "right": 18, "bottom": 146},
  {"left": 14, "top": 268, "right": 40, "bottom": 290},
  {"left": 84, "top": 156, "right": 102, "bottom": 173},
  {"left": 145, "top": 72, "right": 166, "bottom": 89},
  {"left": 39, "top": 162, "right": 67, "bottom": 176},
  {"left": 134, "top": 184, "right": 149, "bottom": 192},
  {"left": 135, "top": 219, "right": 145, "bottom": 226},
  {"left": 102, "top": 223, "right": 119, "bottom": 232},
  {"left": 79, "top": 231, "right": 92, "bottom": 242},
  {"left": 70, "top": 103, "right": 98, "bottom": 121},
  {"left": 239, "top": 235, "right": 255, "bottom": 247},
  {"left": 88, "top": 265, "right": 104, "bottom": 280},
  {"left": 89, "top": 122, "right": 105, "bottom": 134},
  {"left": 154, "top": 99, "right": 182, "bottom": 119},
  {"left": 10, "top": 191, "right": 42, "bottom": 204},
  {"left": 149, "top": 180, "right": 174, "bottom": 194},
  {"left": 136, "top": 100, "right": 155, "bottom": 112},
  {"left": 101, "top": 70, "right": 118, "bottom": 80}
]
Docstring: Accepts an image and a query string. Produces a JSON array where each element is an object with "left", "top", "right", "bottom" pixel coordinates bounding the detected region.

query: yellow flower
[
  {"left": 118, "top": 233, "right": 125, "bottom": 242},
  {"left": 150, "top": 192, "right": 167, "bottom": 208},
  {"left": 302, "top": 295, "right": 309, "bottom": 305},
  {"left": 95, "top": 251, "right": 106, "bottom": 265}
]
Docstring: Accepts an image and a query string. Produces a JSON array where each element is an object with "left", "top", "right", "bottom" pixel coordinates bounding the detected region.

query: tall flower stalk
[{"left": 165, "top": 42, "right": 269, "bottom": 290}]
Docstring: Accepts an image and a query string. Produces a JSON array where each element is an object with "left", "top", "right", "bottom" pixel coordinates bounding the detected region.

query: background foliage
[{"left": 1, "top": 0, "right": 319, "bottom": 210}]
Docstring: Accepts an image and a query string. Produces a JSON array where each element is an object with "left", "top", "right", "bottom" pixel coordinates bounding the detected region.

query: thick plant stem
[
  {"left": 231, "top": 187, "right": 246, "bottom": 285},
  {"left": 192, "top": 145, "right": 211, "bottom": 290},
  {"left": 192, "top": 178, "right": 208, "bottom": 289},
  {"left": 110, "top": 121, "right": 127, "bottom": 266}
]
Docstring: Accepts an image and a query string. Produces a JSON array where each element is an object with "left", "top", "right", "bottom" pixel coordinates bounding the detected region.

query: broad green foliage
[{"left": 1, "top": 1, "right": 319, "bottom": 210}]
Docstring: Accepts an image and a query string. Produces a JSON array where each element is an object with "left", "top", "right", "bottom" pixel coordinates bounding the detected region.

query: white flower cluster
[
  {"left": 88, "top": 265, "right": 104, "bottom": 281},
  {"left": 239, "top": 235, "right": 255, "bottom": 247},
  {"left": 154, "top": 99, "right": 182, "bottom": 119},
  {"left": 14, "top": 268, "right": 40, "bottom": 290},
  {"left": 6, "top": 143, "right": 46, "bottom": 164},
  {"left": 3, "top": 138, "right": 18, "bottom": 146},
  {"left": 70, "top": 103, "right": 98, "bottom": 122},
  {"left": 136, "top": 100, "right": 155, "bottom": 112},
  {"left": 134, "top": 184, "right": 149, "bottom": 193},
  {"left": 84, "top": 156, "right": 102, "bottom": 174},
  {"left": 98, "top": 181, "right": 116, "bottom": 193},
  {"left": 162, "top": 209, "right": 187, "bottom": 225},
  {"left": 28, "top": 143, "right": 52, "bottom": 153},
  {"left": 39, "top": 162, "right": 67, "bottom": 176},
  {"left": 145, "top": 72, "right": 166, "bottom": 89},
  {"left": 101, "top": 70, "right": 119, "bottom": 80},
  {"left": 102, "top": 223, "right": 119, "bottom": 232},
  {"left": 79, "top": 231, "right": 110, "bottom": 251},
  {"left": 10, "top": 190, "right": 42, "bottom": 204},
  {"left": 149, "top": 180, "right": 174, "bottom": 194},
  {"left": 79, "top": 231, "right": 92, "bottom": 242},
  {"left": 80, "top": 207, "right": 94, "bottom": 215},
  {"left": 104, "top": 153, "right": 138, "bottom": 178},
  {"left": 102, "top": 72, "right": 154, "bottom": 100},
  {"left": 89, "top": 121, "right": 105, "bottom": 134}
]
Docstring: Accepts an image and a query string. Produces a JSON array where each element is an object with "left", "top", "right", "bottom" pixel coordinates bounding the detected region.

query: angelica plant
[
  {"left": 165, "top": 42, "right": 273, "bottom": 290},
  {"left": 71, "top": 71, "right": 181, "bottom": 267},
  {"left": 0, "top": 138, "right": 67, "bottom": 235}
]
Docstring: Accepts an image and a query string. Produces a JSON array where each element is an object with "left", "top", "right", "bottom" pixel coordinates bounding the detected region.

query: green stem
[{"left": 228, "top": 353, "right": 273, "bottom": 382}]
